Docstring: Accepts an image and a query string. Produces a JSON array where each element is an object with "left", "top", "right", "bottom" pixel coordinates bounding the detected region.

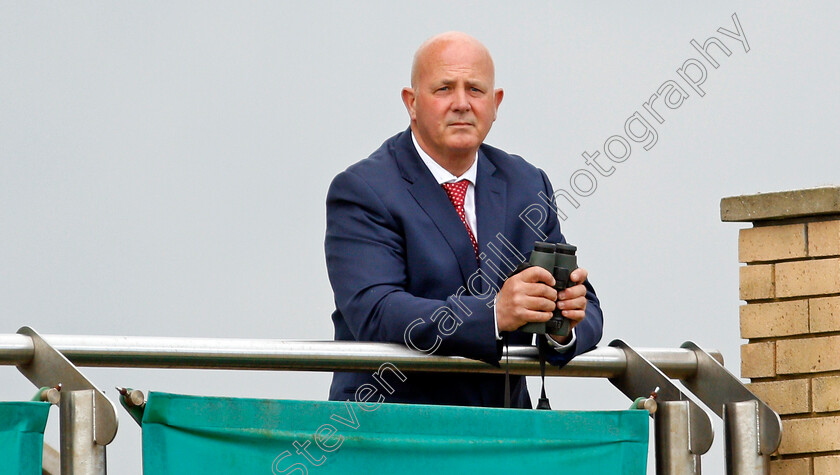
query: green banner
[
  {"left": 142, "top": 392, "right": 648, "bottom": 474},
  {"left": 0, "top": 401, "right": 50, "bottom": 475}
]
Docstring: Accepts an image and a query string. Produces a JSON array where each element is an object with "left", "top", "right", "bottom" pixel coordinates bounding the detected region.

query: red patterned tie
[{"left": 441, "top": 180, "right": 479, "bottom": 259}]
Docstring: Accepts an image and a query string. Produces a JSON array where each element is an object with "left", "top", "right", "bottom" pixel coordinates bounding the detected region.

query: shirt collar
[{"left": 411, "top": 131, "right": 478, "bottom": 186}]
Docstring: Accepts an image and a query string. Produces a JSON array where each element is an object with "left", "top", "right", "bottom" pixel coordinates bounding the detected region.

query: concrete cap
[{"left": 721, "top": 186, "right": 840, "bottom": 223}]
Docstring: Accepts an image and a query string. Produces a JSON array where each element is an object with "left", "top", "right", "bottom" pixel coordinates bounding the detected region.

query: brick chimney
[{"left": 721, "top": 187, "right": 840, "bottom": 474}]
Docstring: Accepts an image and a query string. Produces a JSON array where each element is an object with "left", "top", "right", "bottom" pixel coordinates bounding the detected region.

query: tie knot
[{"left": 441, "top": 180, "right": 470, "bottom": 208}]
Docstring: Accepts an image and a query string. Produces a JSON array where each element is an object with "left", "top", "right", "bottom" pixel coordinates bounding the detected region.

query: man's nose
[{"left": 451, "top": 87, "right": 471, "bottom": 112}]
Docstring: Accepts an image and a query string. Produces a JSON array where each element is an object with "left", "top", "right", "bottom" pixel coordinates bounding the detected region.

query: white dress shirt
[{"left": 411, "top": 132, "right": 478, "bottom": 240}]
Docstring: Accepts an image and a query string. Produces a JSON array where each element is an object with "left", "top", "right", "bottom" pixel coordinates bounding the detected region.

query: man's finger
[
  {"left": 560, "top": 309, "right": 586, "bottom": 321},
  {"left": 558, "top": 283, "right": 587, "bottom": 301},
  {"left": 523, "top": 282, "right": 558, "bottom": 301},
  {"left": 558, "top": 296, "right": 587, "bottom": 311},
  {"left": 521, "top": 295, "right": 557, "bottom": 313},
  {"left": 518, "top": 309, "right": 553, "bottom": 324},
  {"left": 570, "top": 267, "right": 589, "bottom": 284},
  {"left": 516, "top": 266, "right": 555, "bottom": 287}
]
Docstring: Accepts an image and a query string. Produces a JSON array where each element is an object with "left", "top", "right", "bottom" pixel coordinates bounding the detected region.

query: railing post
[
  {"left": 607, "top": 340, "right": 712, "bottom": 475},
  {"left": 678, "top": 342, "right": 781, "bottom": 474},
  {"left": 724, "top": 400, "right": 770, "bottom": 474},
  {"left": 15, "top": 327, "right": 119, "bottom": 445},
  {"left": 60, "top": 390, "right": 107, "bottom": 474},
  {"left": 655, "top": 401, "right": 701, "bottom": 475}
]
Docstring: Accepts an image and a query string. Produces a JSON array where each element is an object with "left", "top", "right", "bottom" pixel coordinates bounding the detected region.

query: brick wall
[{"left": 722, "top": 187, "right": 840, "bottom": 474}]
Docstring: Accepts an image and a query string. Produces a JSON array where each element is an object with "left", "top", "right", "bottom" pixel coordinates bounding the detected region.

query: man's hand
[
  {"left": 496, "top": 266, "right": 557, "bottom": 333},
  {"left": 550, "top": 267, "right": 589, "bottom": 344},
  {"left": 496, "top": 266, "right": 591, "bottom": 342}
]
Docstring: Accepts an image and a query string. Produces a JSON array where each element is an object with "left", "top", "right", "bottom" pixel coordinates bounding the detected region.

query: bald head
[
  {"left": 401, "top": 31, "right": 503, "bottom": 174},
  {"left": 410, "top": 32, "right": 495, "bottom": 88}
]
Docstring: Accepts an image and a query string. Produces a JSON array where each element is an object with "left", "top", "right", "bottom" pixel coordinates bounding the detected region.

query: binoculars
[{"left": 518, "top": 241, "right": 578, "bottom": 337}]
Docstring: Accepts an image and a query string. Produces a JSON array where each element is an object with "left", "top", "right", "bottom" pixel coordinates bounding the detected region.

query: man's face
[{"left": 403, "top": 40, "right": 503, "bottom": 163}]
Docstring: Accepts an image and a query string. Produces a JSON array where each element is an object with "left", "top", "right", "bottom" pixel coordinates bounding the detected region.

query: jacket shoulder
[
  {"left": 341, "top": 131, "right": 406, "bottom": 179},
  {"left": 327, "top": 130, "right": 410, "bottom": 206},
  {"left": 479, "top": 142, "right": 546, "bottom": 180}
]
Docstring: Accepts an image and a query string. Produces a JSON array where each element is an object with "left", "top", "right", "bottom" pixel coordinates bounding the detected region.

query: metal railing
[
  {"left": 1, "top": 327, "right": 782, "bottom": 475},
  {"left": 0, "top": 332, "right": 715, "bottom": 376}
]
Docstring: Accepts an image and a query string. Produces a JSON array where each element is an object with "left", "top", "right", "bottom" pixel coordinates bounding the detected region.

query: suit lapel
[
  {"left": 475, "top": 149, "right": 507, "bottom": 289},
  {"left": 395, "top": 130, "right": 479, "bottom": 284}
]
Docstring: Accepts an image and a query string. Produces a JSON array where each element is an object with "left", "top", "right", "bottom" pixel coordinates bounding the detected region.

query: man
[{"left": 325, "top": 32, "right": 602, "bottom": 408}]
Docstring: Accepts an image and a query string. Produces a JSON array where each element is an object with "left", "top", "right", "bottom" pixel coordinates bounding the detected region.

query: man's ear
[
  {"left": 493, "top": 88, "right": 504, "bottom": 119},
  {"left": 401, "top": 87, "right": 417, "bottom": 121}
]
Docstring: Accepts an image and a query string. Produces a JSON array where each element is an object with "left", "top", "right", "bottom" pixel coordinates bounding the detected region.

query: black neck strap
[
  {"left": 536, "top": 335, "right": 551, "bottom": 410},
  {"left": 504, "top": 334, "right": 511, "bottom": 408},
  {"left": 504, "top": 334, "right": 552, "bottom": 410}
]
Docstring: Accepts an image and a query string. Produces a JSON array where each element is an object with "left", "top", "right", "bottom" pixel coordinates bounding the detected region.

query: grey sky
[{"left": 2, "top": 2, "right": 838, "bottom": 473}]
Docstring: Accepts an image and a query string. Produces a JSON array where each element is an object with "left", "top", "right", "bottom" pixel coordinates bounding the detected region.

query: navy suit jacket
[{"left": 325, "top": 128, "right": 603, "bottom": 408}]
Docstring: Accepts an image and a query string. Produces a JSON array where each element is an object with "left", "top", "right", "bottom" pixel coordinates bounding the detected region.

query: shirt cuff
[
  {"left": 493, "top": 296, "right": 502, "bottom": 340},
  {"left": 545, "top": 328, "right": 576, "bottom": 353}
]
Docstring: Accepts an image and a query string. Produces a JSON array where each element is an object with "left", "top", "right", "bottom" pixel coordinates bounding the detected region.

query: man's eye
[{"left": 437, "top": 86, "right": 449, "bottom": 92}]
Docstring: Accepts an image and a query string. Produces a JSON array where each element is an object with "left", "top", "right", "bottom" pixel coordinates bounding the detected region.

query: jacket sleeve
[
  {"left": 534, "top": 169, "right": 604, "bottom": 367},
  {"left": 325, "top": 169, "right": 502, "bottom": 365}
]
